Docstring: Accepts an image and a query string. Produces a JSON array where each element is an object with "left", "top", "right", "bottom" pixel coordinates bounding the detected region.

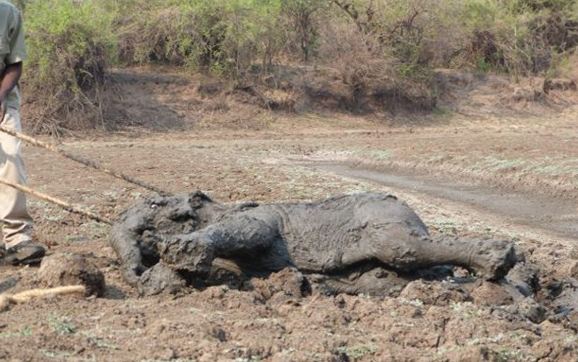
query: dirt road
[{"left": 311, "top": 163, "right": 578, "bottom": 240}]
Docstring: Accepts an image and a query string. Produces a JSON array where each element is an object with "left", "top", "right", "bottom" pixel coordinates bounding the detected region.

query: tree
[{"left": 282, "top": 0, "right": 325, "bottom": 61}]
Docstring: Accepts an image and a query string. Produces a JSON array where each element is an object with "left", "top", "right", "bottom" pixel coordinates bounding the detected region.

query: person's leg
[
  {"left": 0, "top": 108, "right": 44, "bottom": 264},
  {"left": 0, "top": 108, "right": 32, "bottom": 247}
]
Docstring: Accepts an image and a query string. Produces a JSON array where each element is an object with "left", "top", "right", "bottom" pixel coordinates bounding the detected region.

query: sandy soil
[{"left": 1, "top": 69, "right": 578, "bottom": 361}]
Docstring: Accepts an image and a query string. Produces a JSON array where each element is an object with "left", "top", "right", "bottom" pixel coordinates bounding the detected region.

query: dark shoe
[{"left": 1, "top": 241, "right": 46, "bottom": 266}]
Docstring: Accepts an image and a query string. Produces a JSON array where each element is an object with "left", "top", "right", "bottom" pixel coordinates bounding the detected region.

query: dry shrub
[
  {"left": 531, "top": 12, "right": 578, "bottom": 52},
  {"left": 117, "top": 6, "right": 223, "bottom": 68},
  {"left": 468, "top": 30, "right": 501, "bottom": 67},
  {"left": 490, "top": 13, "right": 577, "bottom": 77},
  {"left": 117, "top": 7, "right": 195, "bottom": 66},
  {"left": 328, "top": 0, "right": 469, "bottom": 70},
  {"left": 24, "top": 27, "right": 110, "bottom": 134},
  {"left": 316, "top": 15, "right": 436, "bottom": 113},
  {"left": 550, "top": 51, "right": 578, "bottom": 80}
]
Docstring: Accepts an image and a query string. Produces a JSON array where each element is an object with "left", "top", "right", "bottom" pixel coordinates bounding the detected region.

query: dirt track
[
  {"left": 1, "top": 73, "right": 578, "bottom": 360},
  {"left": 311, "top": 163, "right": 578, "bottom": 239}
]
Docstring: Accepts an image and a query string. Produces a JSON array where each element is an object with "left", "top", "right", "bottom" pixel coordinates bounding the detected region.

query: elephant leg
[
  {"left": 364, "top": 223, "right": 517, "bottom": 280},
  {"left": 157, "top": 214, "right": 278, "bottom": 277},
  {"left": 110, "top": 226, "right": 149, "bottom": 286}
]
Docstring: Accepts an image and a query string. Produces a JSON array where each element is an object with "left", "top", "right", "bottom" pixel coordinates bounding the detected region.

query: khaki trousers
[{"left": 0, "top": 108, "right": 32, "bottom": 248}]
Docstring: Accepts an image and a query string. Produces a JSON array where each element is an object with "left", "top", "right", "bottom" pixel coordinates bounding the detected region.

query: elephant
[{"left": 110, "top": 191, "right": 517, "bottom": 296}]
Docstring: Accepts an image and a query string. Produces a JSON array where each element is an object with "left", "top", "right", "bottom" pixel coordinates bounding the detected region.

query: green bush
[
  {"left": 21, "top": 0, "right": 116, "bottom": 133},
  {"left": 461, "top": 0, "right": 578, "bottom": 76},
  {"left": 328, "top": 0, "right": 577, "bottom": 77},
  {"left": 117, "top": 0, "right": 286, "bottom": 78},
  {"left": 280, "top": 0, "right": 327, "bottom": 61}
]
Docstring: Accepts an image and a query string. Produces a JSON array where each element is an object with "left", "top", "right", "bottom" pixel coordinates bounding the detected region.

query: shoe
[{"left": 1, "top": 241, "right": 46, "bottom": 266}]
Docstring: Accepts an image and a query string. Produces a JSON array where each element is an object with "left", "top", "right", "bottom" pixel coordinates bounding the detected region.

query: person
[{"left": 0, "top": 1, "right": 45, "bottom": 265}]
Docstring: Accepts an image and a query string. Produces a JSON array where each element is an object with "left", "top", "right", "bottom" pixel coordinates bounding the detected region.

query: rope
[
  {"left": 0, "top": 125, "right": 169, "bottom": 196},
  {"left": 0, "top": 178, "right": 112, "bottom": 225}
]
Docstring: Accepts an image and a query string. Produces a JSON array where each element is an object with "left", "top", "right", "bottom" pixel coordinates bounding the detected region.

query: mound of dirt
[
  {"left": 37, "top": 253, "right": 106, "bottom": 297},
  {"left": 470, "top": 281, "right": 514, "bottom": 306},
  {"left": 399, "top": 280, "right": 472, "bottom": 306},
  {"left": 250, "top": 267, "right": 311, "bottom": 304}
]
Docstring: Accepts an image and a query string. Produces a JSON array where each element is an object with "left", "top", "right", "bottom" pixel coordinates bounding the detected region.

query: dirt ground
[{"left": 1, "top": 68, "right": 578, "bottom": 361}]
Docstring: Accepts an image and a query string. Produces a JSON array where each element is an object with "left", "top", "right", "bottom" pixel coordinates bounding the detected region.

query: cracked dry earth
[{"left": 1, "top": 108, "right": 578, "bottom": 361}]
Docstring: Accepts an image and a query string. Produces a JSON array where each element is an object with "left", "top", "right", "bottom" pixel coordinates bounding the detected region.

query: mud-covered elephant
[{"left": 110, "top": 191, "right": 517, "bottom": 296}]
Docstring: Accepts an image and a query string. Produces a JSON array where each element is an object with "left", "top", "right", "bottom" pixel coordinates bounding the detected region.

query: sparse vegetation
[
  {"left": 0, "top": 326, "right": 32, "bottom": 338},
  {"left": 48, "top": 315, "right": 77, "bottom": 335},
  {"left": 18, "top": 0, "right": 116, "bottom": 133},
  {"left": 11, "top": 0, "right": 578, "bottom": 132},
  {"left": 337, "top": 344, "right": 378, "bottom": 360}
]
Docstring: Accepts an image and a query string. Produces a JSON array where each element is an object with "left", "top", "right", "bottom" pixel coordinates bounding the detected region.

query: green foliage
[
  {"left": 25, "top": 0, "right": 115, "bottom": 82},
  {"left": 117, "top": 0, "right": 286, "bottom": 77},
  {"left": 18, "top": 0, "right": 578, "bottom": 80},
  {"left": 476, "top": 57, "right": 493, "bottom": 73},
  {"left": 48, "top": 315, "right": 77, "bottom": 335},
  {"left": 461, "top": 0, "right": 578, "bottom": 75},
  {"left": 22, "top": 0, "right": 116, "bottom": 132},
  {"left": 281, "top": 0, "right": 326, "bottom": 61}
]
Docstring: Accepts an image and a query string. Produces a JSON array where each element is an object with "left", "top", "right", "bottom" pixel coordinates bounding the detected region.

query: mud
[
  {"left": 250, "top": 267, "right": 311, "bottom": 304},
  {"left": 110, "top": 191, "right": 517, "bottom": 297},
  {"left": 540, "top": 277, "right": 578, "bottom": 330},
  {"left": 399, "top": 280, "right": 472, "bottom": 306},
  {"left": 37, "top": 253, "right": 105, "bottom": 297}
]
